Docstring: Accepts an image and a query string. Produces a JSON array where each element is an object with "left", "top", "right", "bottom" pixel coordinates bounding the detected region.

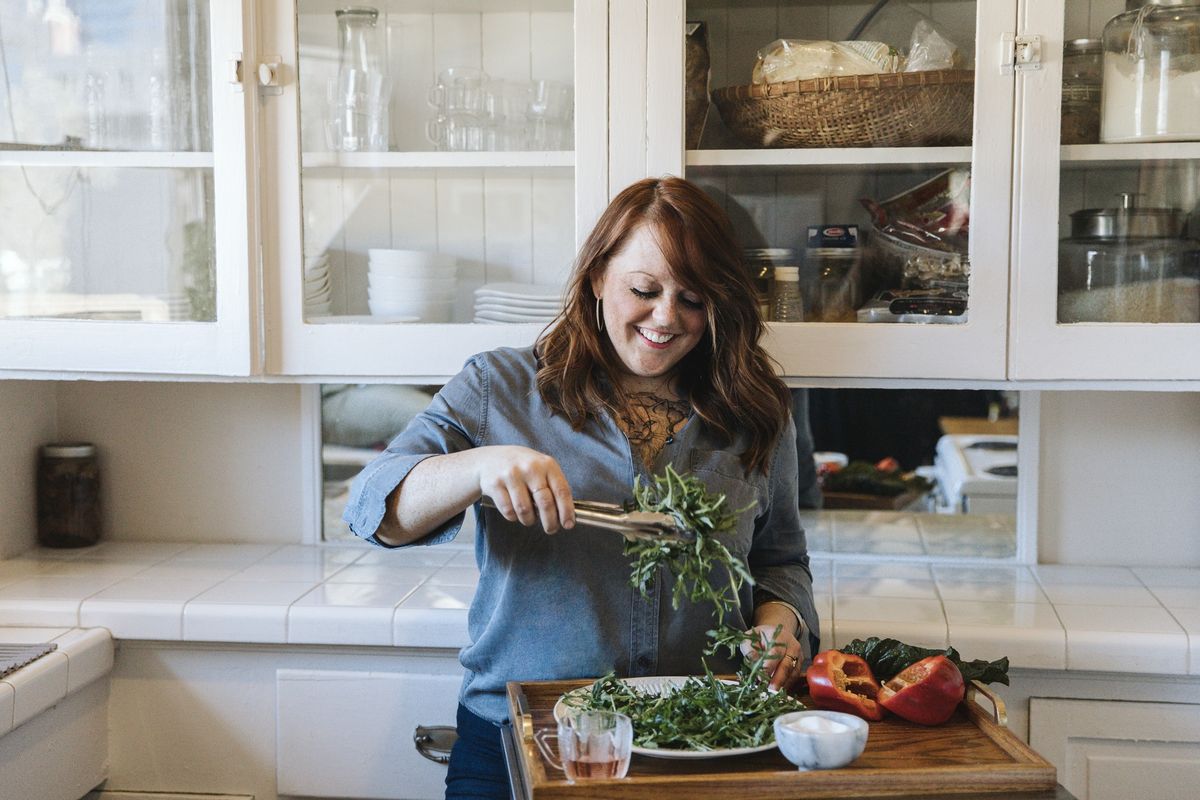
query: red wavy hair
[{"left": 536, "top": 176, "right": 789, "bottom": 475}]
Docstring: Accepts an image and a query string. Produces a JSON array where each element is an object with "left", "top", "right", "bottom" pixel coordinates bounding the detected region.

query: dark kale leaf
[{"left": 840, "top": 636, "right": 1010, "bottom": 686}]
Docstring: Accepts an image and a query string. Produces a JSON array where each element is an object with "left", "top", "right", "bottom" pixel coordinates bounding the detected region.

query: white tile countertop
[
  {"left": 0, "top": 542, "right": 1197, "bottom": 676},
  {"left": 0, "top": 626, "right": 113, "bottom": 738}
]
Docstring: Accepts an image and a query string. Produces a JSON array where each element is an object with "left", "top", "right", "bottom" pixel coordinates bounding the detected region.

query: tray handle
[
  {"left": 514, "top": 683, "right": 535, "bottom": 741},
  {"left": 966, "top": 679, "right": 1008, "bottom": 727}
]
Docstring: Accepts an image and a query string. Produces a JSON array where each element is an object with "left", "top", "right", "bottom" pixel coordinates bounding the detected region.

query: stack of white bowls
[
  {"left": 304, "top": 252, "right": 332, "bottom": 316},
  {"left": 367, "top": 249, "right": 458, "bottom": 322}
]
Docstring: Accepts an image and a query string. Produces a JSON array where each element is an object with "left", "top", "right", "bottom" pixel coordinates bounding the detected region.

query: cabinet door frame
[
  {"left": 1009, "top": 0, "right": 1200, "bottom": 380},
  {"left": 1029, "top": 696, "right": 1200, "bottom": 800},
  {"left": 0, "top": 2, "right": 259, "bottom": 377},
  {"left": 638, "top": 0, "right": 1018, "bottom": 380},
  {"left": 262, "top": 0, "right": 609, "bottom": 379}
]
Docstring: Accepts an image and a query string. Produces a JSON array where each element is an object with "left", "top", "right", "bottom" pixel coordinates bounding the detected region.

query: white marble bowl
[{"left": 773, "top": 710, "right": 869, "bottom": 771}]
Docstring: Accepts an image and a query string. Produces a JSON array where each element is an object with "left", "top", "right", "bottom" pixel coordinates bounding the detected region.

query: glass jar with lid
[
  {"left": 36, "top": 443, "right": 102, "bottom": 548},
  {"left": 744, "top": 248, "right": 796, "bottom": 320},
  {"left": 804, "top": 225, "right": 862, "bottom": 322},
  {"left": 1101, "top": 0, "right": 1200, "bottom": 143},
  {"left": 1062, "top": 39, "right": 1103, "bottom": 144},
  {"left": 1058, "top": 193, "right": 1200, "bottom": 322}
]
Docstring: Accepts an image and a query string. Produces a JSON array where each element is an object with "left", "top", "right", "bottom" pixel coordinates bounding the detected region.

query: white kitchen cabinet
[
  {"left": 259, "top": 0, "right": 609, "bottom": 377},
  {"left": 1029, "top": 697, "right": 1200, "bottom": 800},
  {"left": 3, "top": 0, "right": 1197, "bottom": 382},
  {"left": 276, "top": 668, "right": 461, "bottom": 800},
  {"left": 0, "top": 2, "right": 258, "bottom": 376},
  {"left": 653, "top": 0, "right": 1017, "bottom": 380},
  {"left": 1009, "top": 0, "right": 1200, "bottom": 380}
]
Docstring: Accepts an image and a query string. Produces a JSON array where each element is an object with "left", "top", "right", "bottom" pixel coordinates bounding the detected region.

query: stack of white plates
[
  {"left": 473, "top": 282, "right": 562, "bottom": 323},
  {"left": 304, "top": 252, "right": 332, "bottom": 316},
  {"left": 367, "top": 249, "right": 457, "bottom": 322}
]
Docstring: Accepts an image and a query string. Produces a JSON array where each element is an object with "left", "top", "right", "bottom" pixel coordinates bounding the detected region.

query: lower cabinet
[
  {"left": 1029, "top": 698, "right": 1200, "bottom": 800},
  {"left": 276, "top": 669, "right": 462, "bottom": 800}
]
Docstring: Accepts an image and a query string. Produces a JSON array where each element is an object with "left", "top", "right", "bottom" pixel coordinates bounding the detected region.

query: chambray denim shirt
[{"left": 344, "top": 347, "right": 820, "bottom": 725}]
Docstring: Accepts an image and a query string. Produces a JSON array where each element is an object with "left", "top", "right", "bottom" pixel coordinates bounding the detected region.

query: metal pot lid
[
  {"left": 1125, "top": 0, "right": 1200, "bottom": 9},
  {"left": 1068, "top": 193, "right": 1185, "bottom": 239},
  {"left": 1064, "top": 38, "right": 1103, "bottom": 55},
  {"left": 41, "top": 442, "right": 97, "bottom": 458}
]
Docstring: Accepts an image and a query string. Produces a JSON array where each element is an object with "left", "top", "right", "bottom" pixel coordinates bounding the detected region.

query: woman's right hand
[{"left": 474, "top": 446, "right": 576, "bottom": 534}]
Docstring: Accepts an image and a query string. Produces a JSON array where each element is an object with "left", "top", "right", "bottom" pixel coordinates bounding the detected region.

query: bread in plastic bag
[{"left": 751, "top": 38, "right": 901, "bottom": 84}]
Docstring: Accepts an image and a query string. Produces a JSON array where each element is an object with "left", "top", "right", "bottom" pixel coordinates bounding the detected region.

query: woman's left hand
[{"left": 741, "top": 623, "right": 806, "bottom": 692}]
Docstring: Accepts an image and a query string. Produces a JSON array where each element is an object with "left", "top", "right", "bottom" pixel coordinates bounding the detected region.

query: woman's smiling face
[{"left": 591, "top": 224, "right": 708, "bottom": 393}]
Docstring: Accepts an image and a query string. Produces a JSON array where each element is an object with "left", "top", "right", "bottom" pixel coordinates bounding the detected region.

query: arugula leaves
[
  {"left": 840, "top": 636, "right": 1010, "bottom": 686},
  {"left": 566, "top": 638, "right": 803, "bottom": 750},
  {"left": 624, "top": 465, "right": 754, "bottom": 655}
]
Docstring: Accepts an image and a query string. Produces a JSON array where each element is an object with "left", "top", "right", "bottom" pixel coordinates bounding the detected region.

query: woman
[{"left": 343, "top": 176, "right": 819, "bottom": 798}]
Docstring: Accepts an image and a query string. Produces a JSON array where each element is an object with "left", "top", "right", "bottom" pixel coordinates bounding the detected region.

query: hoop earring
[{"left": 595, "top": 297, "right": 604, "bottom": 332}]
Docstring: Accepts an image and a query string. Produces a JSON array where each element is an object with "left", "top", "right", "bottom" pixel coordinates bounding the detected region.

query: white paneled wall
[{"left": 0, "top": 382, "right": 57, "bottom": 558}]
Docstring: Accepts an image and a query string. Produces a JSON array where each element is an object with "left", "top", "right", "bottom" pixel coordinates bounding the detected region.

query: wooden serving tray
[{"left": 505, "top": 678, "right": 1057, "bottom": 799}]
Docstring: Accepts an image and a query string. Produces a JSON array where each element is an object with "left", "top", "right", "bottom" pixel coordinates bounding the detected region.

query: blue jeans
[{"left": 445, "top": 703, "right": 510, "bottom": 800}]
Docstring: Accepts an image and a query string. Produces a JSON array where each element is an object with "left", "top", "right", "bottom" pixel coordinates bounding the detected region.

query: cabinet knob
[{"left": 258, "top": 57, "right": 284, "bottom": 90}]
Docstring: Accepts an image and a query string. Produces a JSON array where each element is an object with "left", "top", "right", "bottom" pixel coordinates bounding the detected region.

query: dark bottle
[{"left": 36, "top": 443, "right": 102, "bottom": 548}]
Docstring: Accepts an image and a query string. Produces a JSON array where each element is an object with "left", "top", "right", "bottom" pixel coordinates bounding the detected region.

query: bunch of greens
[
  {"left": 840, "top": 636, "right": 1010, "bottom": 686},
  {"left": 822, "top": 461, "right": 932, "bottom": 497},
  {"left": 624, "top": 465, "right": 754, "bottom": 656},
  {"left": 566, "top": 647, "right": 803, "bottom": 750}
]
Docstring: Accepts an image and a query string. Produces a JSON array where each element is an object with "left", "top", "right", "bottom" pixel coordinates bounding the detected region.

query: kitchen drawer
[{"left": 276, "top": 668, "right": 462, "bottom": 800}]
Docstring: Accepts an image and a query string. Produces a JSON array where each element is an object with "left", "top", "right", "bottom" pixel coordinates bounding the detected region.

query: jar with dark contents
[
  {"left": 36, "top": 443, "right": 102, "bottom": 548},
  {"left": 1062, "top": 38, "right": 1103, "bottom": 144}
]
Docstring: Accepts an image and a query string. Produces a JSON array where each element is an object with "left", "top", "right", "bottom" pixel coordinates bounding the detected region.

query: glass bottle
[
  {"left": 331, "top": 7, "right": 389, "bottom": 152},
  {"left": 36, "top": 443, "right": 102, "bottom": 548},
  {"left": 1061, "top": 39, "right": 1103, "bottom": 144},
  {"left": 772, "top": 266, "right": 805, "bottom": 322},
  {"left": 1101, "top": 0, "right": 1200, "bottom": 143}
]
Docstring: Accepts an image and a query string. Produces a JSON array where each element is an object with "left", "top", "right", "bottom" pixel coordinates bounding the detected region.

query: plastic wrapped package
[{"left": 751, "top": 39, "right": 901, "bottom": 84}]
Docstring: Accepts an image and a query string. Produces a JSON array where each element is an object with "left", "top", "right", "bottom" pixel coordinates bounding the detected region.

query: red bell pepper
[
  {"left": 876, "top": 654, "right": 965, "bottom": 725},
  {"left": 804, "top": 650, "right": 885, "bottom": 721}
]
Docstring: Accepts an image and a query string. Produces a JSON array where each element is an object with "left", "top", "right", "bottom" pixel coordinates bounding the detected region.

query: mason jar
[{"left": 36, "top": 443, "right": 102, "bottom": 548}]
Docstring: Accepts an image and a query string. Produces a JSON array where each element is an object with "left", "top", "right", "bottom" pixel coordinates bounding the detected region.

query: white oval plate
[{"left": 553, "top": 675, "right": 780, "bottom": 760}]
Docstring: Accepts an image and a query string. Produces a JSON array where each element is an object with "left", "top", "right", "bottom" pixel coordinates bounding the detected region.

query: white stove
[{"left": 933, "top": 434, "right": 1019, "bottom": 515}]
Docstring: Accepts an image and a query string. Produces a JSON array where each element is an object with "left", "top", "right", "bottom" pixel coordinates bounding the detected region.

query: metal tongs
[{"left": 481, "top": 498, "right": 693, "bottom": 543}]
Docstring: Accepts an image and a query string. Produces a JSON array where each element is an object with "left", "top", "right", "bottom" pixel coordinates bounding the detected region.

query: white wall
[
  {"left": 1038, "top": 391, "right": 1200, "bottom": 567},
  {"left": 0, "top": 381, "right": 57, "bottom": 557},
  {"left": 55, "top": 381, "right": 309, "bottom": 544}
]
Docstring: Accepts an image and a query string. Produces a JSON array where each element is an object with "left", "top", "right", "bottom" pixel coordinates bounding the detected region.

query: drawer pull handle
[{"left": 414, "top": 724, "right": 458, "bottom": 765}]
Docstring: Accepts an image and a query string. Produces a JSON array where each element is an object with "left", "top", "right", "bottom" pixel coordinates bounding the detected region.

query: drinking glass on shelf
[
  {"left": 426, "top": 114, "right": 487, "bottom": 152},
  {"left": 527, "top": 79, "right": 573, "bottom": 151},
  {"left": 428, "top": 67, "right": 490, "bottom": 119},
  {"left": 329, "top": 7, "right": 390, "bottom": 152}
]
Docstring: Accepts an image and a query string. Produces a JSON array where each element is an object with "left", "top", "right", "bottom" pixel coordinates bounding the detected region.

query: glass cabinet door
[
  {"left": 0, "top": 1, "right": 255, "bottom": 374},
  {"left": 1011, "top": 0, "right": 1200, "bottom": 380},
  {"left": 264, "top": 0, "right": 608, "bottom": 377},
  {"left": 640, "top": 0, "right": 1017, "bottom": 380}
]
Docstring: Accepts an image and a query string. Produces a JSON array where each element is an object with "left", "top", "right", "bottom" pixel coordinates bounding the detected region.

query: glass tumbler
[{"left": 534, "top": 710, "right": 633, "bottom": 782}]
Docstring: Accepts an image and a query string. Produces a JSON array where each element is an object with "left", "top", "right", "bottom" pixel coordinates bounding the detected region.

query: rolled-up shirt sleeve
[
  {"left": 747, "top": 416, "right": 821, "bottom": 657},
  {"left": 342, "top": 355, "right": 488, "bottom": 547}
]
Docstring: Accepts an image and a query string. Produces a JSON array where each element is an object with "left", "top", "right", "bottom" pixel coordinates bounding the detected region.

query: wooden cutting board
[{"left": 506, "top": 678, "right": 1057, "bottom": 799}]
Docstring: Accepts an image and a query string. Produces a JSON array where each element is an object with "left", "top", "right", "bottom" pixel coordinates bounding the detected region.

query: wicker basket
[{"left": 710, "top": 69, "right": 974, "bottom": 149}]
